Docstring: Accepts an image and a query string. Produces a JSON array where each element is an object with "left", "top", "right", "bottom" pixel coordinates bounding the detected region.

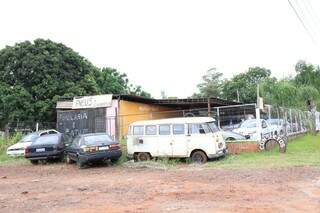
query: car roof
[
  {"left": 130, "top": 117, "right": 215, "bottom": 126},
  {"left": 80, "top": 133, "right": 110, "bottom": 137}
]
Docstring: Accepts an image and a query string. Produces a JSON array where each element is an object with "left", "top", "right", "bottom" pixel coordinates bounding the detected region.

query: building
[{"left": 56, "top": 94, "right": 239, "bottom": 139}]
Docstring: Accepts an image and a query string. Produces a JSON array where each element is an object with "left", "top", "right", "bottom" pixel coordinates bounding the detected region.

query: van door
[
  {"left": 186, "top": 123, "right": 213, "bottom": 155},
  {"left": 171, "top": 124, "right": 188, "bottom": 157},
  {"left": 157, "top": 124, "right": 173, "bottom": 156}
]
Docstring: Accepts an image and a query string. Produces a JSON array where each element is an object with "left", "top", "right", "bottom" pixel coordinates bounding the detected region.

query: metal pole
[{"left": 217, "top": 107, "right": 220, "bottom": 129}]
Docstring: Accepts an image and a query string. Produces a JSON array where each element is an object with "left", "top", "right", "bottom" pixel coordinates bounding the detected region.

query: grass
[
  {"left": 0, "top": 133, "right": 28, "bottom": 165},
  {"left": 207, "top": 134, "right": 320, "bottom": 169},
  {"left": 1, "top": 133, "right": 319, "bottom": 169}
]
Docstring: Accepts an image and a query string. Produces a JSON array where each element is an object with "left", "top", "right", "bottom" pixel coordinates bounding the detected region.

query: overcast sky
[{"left": 1, "top": 0, "right": 320, "bottom": 98}]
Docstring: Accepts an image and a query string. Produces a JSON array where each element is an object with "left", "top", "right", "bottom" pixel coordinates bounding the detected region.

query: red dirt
[{"left": 0, "top": 163, "right": 320, "bottom": 213}]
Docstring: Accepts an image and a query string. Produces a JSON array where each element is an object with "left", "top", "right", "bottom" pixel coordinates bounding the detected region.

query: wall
[{"left": 118, "top": 100, "right": 177, "bottom": 138}]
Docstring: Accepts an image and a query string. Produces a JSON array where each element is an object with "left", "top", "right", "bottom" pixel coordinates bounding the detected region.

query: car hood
[{"left": 8, "top": 142, "right": 32, "bottom": 150}]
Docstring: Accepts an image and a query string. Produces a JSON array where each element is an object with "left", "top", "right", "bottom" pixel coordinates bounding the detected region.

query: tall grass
[{"left": 0, "top": 133, "right": 26, "bottom": 165}]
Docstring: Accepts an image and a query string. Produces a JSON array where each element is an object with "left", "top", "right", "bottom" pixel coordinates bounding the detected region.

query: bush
[{"left": 0, "top": 133, "right": 23, "bottom": 154}]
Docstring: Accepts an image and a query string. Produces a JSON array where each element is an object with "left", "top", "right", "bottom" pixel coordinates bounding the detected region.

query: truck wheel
[
  {"left": 30, "top": 160, "right": 38, "bottom": 165},
  {"left": 191, "top": 151, "right": 207, "bottom": 164},
  {"left": 136, "top": 152, "right": 151, "bottom": 161}
]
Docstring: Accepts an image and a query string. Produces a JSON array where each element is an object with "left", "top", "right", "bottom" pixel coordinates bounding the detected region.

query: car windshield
[
  {"left": 239, "top": 120, "right": 257, "bottom": 128},
  {"left": 32, "top": 135, "right": 60, "bottom": 145},
  {"left": 207, "top": 122, "right": 219, "bottom": 133},
  {"left": 20, "top": 133, "right": 39, "bottom": 143},
  {"left": 84, "top": 134, "right": 113, "bottom": 145},
  {"left": 268, "top": 120, "right": 282, "bottom": 125}
]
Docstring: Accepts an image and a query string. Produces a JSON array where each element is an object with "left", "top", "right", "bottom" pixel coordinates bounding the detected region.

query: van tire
[
  {"left": 136, "top": 152, "right": 151, "bottom": 162},
  {"left": 191, "top": 151, "right": 207, "bottom": 164}
]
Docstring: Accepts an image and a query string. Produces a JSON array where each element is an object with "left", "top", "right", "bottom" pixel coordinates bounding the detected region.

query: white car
[
  {"left": 233, "top": 119, "right": 276, "bottom": 141},
  {"left": 6, "top": 130, "right": 59, "bottom": 156}
]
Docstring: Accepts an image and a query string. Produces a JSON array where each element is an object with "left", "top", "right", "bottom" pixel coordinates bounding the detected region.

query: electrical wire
[{"left": 288, "top": 0, "right": 318, "bottom": 45}]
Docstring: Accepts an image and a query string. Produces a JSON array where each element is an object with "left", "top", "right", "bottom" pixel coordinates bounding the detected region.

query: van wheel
[
  {"left": 191, "top": 151, "right": 207, "bottom": 164},
  {"left": 77, "top": 158, "right": 86, "bottom": 169},
  {"left": 136, "top": 152, "right": 151, "bottom": 162}
]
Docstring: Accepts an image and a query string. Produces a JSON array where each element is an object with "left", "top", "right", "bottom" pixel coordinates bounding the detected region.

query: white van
[{"left": 127, "top": 117, "right": 227, "bottom": 163}]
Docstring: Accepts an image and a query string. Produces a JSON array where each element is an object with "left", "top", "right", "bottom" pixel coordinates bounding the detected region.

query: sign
[
  {"left": 259, "top": 135, "right": 287, "bottom": 153},
  {"left": 72, "top": 94, "right": 112, "bottom": 109}
]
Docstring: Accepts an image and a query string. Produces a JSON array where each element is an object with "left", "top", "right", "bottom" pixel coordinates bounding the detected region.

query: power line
[
  {"left": 288, "top": 0, "right": 318, "bottom": 45},
  {"left": 303, "top": 0, "right": 320, "bottom": 33}
]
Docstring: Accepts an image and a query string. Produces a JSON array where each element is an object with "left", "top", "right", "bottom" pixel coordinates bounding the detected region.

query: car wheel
[
  {"left": 110, "top": 158, "right": 119, "bottom": 164},
  {"left": 77, "top": 158, "right": 85, "bottom": 169},
  {"left": 191, "top": 151, "right": 208, "bottom": 164},
  {"left": 226, "top": 137, "right": 236, "bottom": 141},
  {"left": 30, "top": 160, "right": 38, "bottom": 165},
  {"left": 66, "top": 155, "right": 74, "bottom": 164},
  {"left": 136, "top": 152, "right": 151, "bottom": 161}
]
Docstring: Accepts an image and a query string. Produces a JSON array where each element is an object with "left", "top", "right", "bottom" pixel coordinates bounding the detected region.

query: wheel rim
[
  {"left": 139, "top": 154, "right": 148, "bottom": 161},
  {"left": 193, "top": 154, "right": 204, "bottom": 163}
]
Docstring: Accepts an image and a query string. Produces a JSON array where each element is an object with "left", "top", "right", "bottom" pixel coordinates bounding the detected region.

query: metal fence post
[
  {"left": 255, "top": 106, "right": 262, "bottom": 142},
  {"left": 217, "top": 107, "right": 220, "bottom": 129}
]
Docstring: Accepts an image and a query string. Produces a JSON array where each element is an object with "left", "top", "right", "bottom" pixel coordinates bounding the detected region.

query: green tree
[
  {"left": 222, "top": 67, "right": 273, "bottom": 103},
  {"left": 0, "top": 39, "right": 100, "bottom": 124},
  {"left": 194, "top": 68, "right": 224, "bottom": 98},
  {"left": 96, "top": 67, "right": 129, "bottom": 94},
  {"left": 295, "top": 60, "right": 320, "bottom": 89}
]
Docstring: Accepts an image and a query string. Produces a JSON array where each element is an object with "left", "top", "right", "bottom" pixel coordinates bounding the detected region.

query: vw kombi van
[{"left": 127, "top": 117, "right": 227, "bottom": 163}]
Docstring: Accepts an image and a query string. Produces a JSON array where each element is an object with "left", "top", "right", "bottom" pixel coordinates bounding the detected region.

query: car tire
[
  {"left": 191, "top": 151, "right": 208, "bottom": 164},
  {"left": 110, "top": 158, "right": 119, "bottom": 164},
  {"left": 30, "top": 160, "right": 38, "bottom": 165},
  {"left": 136, "top": 152, "right": 151, "bottom": 162},
  {"left": 66, "top": 155, "right": 74, "bottom": 164},
  {"left": 77, "top": 158, "right": 85, "bottom": 169},
  {"left": 226, "top": 137, "right": 236, "bottom": 141}
]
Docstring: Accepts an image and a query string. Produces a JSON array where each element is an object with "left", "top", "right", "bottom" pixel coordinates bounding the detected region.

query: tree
[
  {"left": 295, "top": 60, "right": 320, "bottom": 90},
  {"left": 222, "top": 67, "right": 273, "bottom": 103},
  {"left": 96, "top": 67, "right": 129, "bottom": 94},
  {"left": 194, "top": 68, "right": 224, "bottom": 98},
  {"left": 0, "top": 39, "right": 99, "bottom": 125}
]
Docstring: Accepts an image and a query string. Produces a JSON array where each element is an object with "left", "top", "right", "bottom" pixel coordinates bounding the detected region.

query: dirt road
[{"left": 0, "top": 163, "right": 320, "bottom": 213}]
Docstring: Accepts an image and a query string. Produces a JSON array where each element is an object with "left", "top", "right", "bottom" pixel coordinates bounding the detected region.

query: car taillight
[
  {"left": 25, "top": 147, "right": 31, "bottom": 155},
  {"left": 82, "top": 146, "right": 98, "bottom": 153},
  {"left": 109, "top": 144, "right": 120, "bottom": 150}
]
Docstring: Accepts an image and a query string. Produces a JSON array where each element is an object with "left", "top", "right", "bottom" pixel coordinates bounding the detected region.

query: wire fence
[{"left": 2, "top": 103, "right": 318, "bottom": 142}]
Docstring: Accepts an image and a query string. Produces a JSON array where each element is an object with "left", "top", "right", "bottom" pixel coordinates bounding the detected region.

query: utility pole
[{"left": 236, "top": 89, "right": 240, "bottom": 102}]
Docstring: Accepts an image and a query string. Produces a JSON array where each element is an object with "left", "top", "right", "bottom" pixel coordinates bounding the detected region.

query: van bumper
[{"left": 208, "top": 148, "right": 227, "bottom": 159}]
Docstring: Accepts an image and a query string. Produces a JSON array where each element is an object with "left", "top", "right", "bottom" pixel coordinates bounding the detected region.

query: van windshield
[{"left": 207, "top": 122, "right": 219, "bottom": 133}]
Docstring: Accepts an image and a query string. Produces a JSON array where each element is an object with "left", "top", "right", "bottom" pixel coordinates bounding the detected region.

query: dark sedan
[
  {"left": 25, "top": 134, "right": 65, "bottom": 164},
  {"left": 65, "top": 133, "right": 122, "bottom": 169}
]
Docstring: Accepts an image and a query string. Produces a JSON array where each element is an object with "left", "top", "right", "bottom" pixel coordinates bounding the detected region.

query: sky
[{"left": 1, "top": 0, "right": 320, "bottom": 98}]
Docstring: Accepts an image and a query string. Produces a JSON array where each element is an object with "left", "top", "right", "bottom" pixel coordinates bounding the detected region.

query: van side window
[
  {"left": 173, "top": 124, "right": 184, "bottom": 135},
  {"left": 159, "top": 125, "right": 171, "bottom": 135},
  {"left": 133, "top": 126, "right": 144, "bottom": 135},
  {"left": 188, "top": 124, "right": 209, "bottom": 134},
  {"left": 146, "top": 125, "right": 157, "bottom": 135}
]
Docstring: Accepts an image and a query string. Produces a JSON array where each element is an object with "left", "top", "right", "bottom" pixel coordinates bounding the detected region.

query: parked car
[
  {"left": 233, "top": 119, "right": 277, "bottom": 141},
  {"left": 222, "top": 130, "right": 247, "bottom": 141},
  {"left": 6, "top": 129, "right": 59, "bottom": 156},
  {"left": 266, "top": 119, "right": 291, "bottom": 135},
  {"left": 65, "top": 133, "right": 122, "bottom": 169},
  {"left": 127, "top": 117, "right": 227, "bottom": 164},
  {"left": 24, "top": 133, "right": 65, "bottom": 164}
]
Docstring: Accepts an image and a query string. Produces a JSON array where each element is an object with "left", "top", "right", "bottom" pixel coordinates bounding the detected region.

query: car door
[
  {"left": 144, "top": 125, "right": 159, "bottom": 157},
  {"left": 68, "top": 136, "right": 81, "bottom": 161},
  {"left": 157, "top": 124, "right": 173, "bottom": 156},
  {"left": 171, "top": 124, "right": 188, "bottom": 157}
]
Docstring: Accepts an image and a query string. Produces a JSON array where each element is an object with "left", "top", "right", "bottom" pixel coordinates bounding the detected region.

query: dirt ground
[{"left": 0, "top": 163, "right": 320, "bottom": 213}]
